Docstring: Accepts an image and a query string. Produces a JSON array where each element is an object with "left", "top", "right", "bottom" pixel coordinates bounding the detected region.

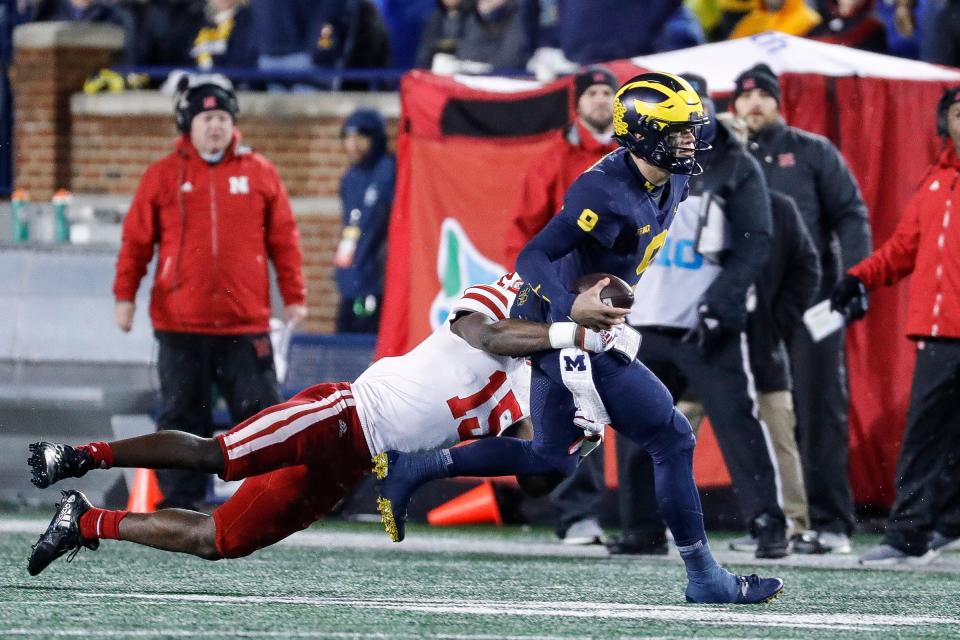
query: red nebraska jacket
[
  {"left": 113, "top": 132, "right": 306, "bottom": 335},
  {"left": 850, "top": 146, "right": 960, "bottom": 339},
  {"left": 504, "top": 119, "right": 618, "bottom": 266}
]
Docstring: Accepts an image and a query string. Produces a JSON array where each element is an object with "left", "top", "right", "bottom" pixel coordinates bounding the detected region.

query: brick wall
[
  {"left": 11, "top": 23, "right": 125, "bottom": 200},
  {"left": 68, "top": 112, "right": 399, "bottom": 200},
  {"left": 297, "top": 211, "right": 343, "bottom": 332}
]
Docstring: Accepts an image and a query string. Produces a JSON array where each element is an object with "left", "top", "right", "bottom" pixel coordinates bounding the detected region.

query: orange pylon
[
  {"left": 427, "top": 480, "right": 503, "bottom": 527},
  {"left": 126, "top": 468, "right": 164, "bottom": 513}
]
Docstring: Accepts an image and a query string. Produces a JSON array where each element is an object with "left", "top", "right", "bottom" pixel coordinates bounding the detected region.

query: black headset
[
  {"left": 936, "top": 86, "right": 960, "bottom": 137},
  {"left": 173, "top": 74, "right": 239, "bottom": 134}
]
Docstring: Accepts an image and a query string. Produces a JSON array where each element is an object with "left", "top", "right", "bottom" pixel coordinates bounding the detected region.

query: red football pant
[{"left": 212, "top": 382, "right": 371, "bottom": 558}]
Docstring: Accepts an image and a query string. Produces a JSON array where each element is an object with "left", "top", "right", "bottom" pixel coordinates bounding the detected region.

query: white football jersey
[{"left": 352, "top": 273, "right": 531, "bottom": 455}]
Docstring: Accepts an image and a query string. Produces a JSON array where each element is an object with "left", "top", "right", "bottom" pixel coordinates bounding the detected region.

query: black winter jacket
[
  {"left": 689, "top": 120, "right": 773, "bottom": 332},
  {"left": 746, "top": 119, "right": 870, "bottom": 295}
]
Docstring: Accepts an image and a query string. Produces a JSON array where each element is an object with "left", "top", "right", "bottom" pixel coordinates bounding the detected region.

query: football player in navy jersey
[{"left": 375, "top": 72, "right": 784, "bottom": 604}]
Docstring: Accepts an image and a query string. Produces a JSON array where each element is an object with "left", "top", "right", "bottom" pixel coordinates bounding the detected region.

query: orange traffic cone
[
  {"left": 427, "top": 480, "right": 502, "bottom": 527},
  {"left": 126, "top": 468, "right": 164, "bottom": 513}
]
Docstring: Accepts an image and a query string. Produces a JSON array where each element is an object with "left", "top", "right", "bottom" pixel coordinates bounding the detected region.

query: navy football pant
[{"left": 450, "top": 351, "right": 706, "bottom": 548}]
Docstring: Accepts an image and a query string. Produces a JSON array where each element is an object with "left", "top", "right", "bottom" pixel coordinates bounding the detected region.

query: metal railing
[{"left": 113, "top": 65, "right": 410, "bottom": 92}]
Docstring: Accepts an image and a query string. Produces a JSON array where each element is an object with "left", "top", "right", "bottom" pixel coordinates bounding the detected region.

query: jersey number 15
[{"left": 446, "top": 370, "right": 522, "bottom": 441}]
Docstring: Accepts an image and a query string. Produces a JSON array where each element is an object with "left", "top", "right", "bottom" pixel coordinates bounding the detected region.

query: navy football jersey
[{"left": 513, "top": 147, "right": 690, "bottom": 322}]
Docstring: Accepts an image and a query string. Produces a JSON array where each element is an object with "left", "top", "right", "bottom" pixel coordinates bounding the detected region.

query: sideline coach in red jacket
[
  {"left": 832, "top": 85, "right": 960, "bottom": 566},
  {"left": 113, "top": 74, "right": 307, "bottom": 510}
]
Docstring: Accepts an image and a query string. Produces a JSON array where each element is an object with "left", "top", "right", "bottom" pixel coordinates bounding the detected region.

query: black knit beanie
[{"left": 733, "top": 63, "right": 780, "bottom": 103}]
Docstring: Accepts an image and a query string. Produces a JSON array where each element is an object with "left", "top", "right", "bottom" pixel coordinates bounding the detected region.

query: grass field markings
[
  {"left": 3, "top": 519, "right": 959, "bottom": 574},
  {"left": 39, "top": 592, "right": 958, "bottom": 631},
  {"left": 5, "top": 632, "right": 715, "bottom": 640},
  {"left": 1, "top": 630, "right": 590, "bottom": 639},
  {"left": 0, "top": 634, "right": 727, "bottom": 640}
]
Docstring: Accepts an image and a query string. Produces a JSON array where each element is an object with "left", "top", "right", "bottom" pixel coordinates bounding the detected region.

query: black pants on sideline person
[
  {"left": 616, "top": 328, "right": 784, "bottom": 539},
  {"left": 788, "top": 326, "right": 855, "bottom": 536},
  {"left": 884, "top": 339, "right": 960, "bottom": 552},
  {"left": 550, "top": 451, "right": 605, "bottom": 538},
  {"left": 155, "top": 331, "right": 283, "bottom": 510}
]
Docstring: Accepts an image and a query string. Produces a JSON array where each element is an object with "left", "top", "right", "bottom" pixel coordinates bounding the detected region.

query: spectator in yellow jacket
[{"left": 729, "top": 0, "right": 821, "bottom": 39}]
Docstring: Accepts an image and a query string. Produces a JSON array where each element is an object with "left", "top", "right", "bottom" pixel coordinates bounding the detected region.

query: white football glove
[
  {"left": 573, "top": 411, "right": 606, "bottom": 438},
  {"left": 568, "top": 421, "right": 605, "bottom": 458},
  {"left": 578, "top": 324, "right": 642, "bottom": 360},
  {"left": 576, "top": 326, "right": 616, "bottom": 353},
  {"left": 609, "top": 324, "right": 642, "bottom": 362}
]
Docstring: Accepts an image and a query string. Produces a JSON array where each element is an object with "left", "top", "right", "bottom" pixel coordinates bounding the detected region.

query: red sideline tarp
[{"left": 378, "top": 67, "right": 954, "bottom": 506}]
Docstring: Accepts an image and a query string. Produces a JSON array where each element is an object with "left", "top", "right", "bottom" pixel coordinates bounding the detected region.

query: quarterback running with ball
[{"left": 373, "top": 72, "right": 785, "bottom": 604}]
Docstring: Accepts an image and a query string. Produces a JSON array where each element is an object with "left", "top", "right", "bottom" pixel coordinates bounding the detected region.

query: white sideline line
[
  {"left": 0, "top": 632, "right": 590, "bottom": 640},
  {"left": 0, "top": 633, "right": 752, "bottom": 640},
  {"left": 12, "top": 593, "right": 960, "bottom": 632},
  {"left": 4, "top": 518, "right": 960, "bottom": 573}
]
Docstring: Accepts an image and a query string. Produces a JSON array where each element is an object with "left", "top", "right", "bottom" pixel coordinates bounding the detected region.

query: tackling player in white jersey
[
  {"left": 354, "top": 274, "right": 533, "bottom": 455},
  {"left": 25, "top": 274, "right": 622, "bottom": 575}
]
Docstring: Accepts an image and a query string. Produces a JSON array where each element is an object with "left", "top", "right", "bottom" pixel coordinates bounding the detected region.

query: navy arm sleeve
[{"left": 515, "top": 175, "right": 623, "bottom": 318}]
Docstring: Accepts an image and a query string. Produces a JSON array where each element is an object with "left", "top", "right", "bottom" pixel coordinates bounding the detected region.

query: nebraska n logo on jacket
[{"left": 229, "top": 176, "right": 249, "bottom": 194}]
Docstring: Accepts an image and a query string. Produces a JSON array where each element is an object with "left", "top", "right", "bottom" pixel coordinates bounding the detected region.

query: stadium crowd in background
[
  {"left": 5, "top": 0, "right": 955, "bottom": 80},
  {"left": 111, "top": 74, "right": 307, "bottom": 510}
]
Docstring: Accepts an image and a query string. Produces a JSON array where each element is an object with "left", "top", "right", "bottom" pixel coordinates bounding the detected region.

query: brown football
[{"left": 573, "top": 273, "right": 634, "bottom": 309}]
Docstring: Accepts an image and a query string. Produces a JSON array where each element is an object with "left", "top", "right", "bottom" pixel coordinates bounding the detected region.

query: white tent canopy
[{"left": 630, "top": 31, "right": 960, "bottom": 92}]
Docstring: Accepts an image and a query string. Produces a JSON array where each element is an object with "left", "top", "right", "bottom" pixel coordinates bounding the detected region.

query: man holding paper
[
  {"left": 832, "top": 86, "right": 960, "bottom": 566},
  {"left": 734, "top": 63, "right": 871, "bottom": 554}
]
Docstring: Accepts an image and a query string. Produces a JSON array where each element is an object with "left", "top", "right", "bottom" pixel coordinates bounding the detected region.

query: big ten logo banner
[{"left": 429, "top": 219, "right": 506, "bottom": 330}]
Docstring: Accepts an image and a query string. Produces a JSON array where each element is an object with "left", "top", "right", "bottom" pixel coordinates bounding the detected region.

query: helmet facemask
[{"left": 612, "top": 72, "right": 712, "bottom": 176}]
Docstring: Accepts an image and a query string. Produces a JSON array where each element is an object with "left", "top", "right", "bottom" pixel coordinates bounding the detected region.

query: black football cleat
[
  {"left": 28, "top": 442, "right": 93, "bottom": 488},
  {"left": 28, "top": 490, "right": 99, "bottom": 576},
  {"left": 753, "top": 513, "right": 790, "bottom": 559},
  {"left": 606, "top": 533, "right": 669, "bottom": 556}
]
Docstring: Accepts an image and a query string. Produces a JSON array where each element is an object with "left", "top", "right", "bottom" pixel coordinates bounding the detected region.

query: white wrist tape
[{"left": 548, "top": 322, "right": 579, "bottom": 349}]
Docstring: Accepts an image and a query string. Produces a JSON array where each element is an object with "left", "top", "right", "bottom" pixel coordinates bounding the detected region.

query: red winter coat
[
  {"left": 850, "top": 146, "right": 960, "bottom": 339},
  {"left": 504, "top": 120, "right": 618, "bottom": 266},
  {"left": 113, "top": 132, "right": 306, "bottom": 334}
]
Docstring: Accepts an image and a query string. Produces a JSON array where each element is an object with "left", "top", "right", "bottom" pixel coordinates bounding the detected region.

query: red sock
[
  {"left": 79, "top": 508, "right": 129, "bottom": 541},
  {"left": 77, "top": 441, "right": 114, "bottom": 469}
]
